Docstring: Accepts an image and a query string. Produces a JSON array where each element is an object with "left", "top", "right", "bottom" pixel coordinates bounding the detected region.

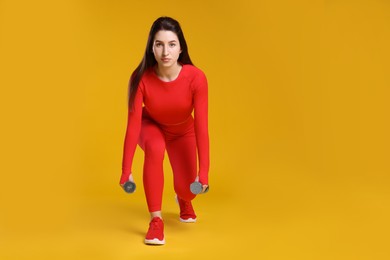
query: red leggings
[{"left": 138, "top": 115, "right": 197, "bottom": 212}]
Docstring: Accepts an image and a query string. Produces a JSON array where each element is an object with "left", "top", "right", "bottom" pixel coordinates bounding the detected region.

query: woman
[{"left": 120, "top": 16, "right": 210, "bottom": 245}]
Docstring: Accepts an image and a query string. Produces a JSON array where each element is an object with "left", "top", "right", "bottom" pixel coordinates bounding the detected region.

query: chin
[{"left": 160, "top": 62, "right": 175, "bottom": 68}]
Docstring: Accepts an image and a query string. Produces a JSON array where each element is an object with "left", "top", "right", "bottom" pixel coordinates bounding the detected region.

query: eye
[
  {"left": 155, "top": 43, "right": 162, "bottom": 47},
  {"left": 169, "top": 43, "right": 176, "bottom": 47}
]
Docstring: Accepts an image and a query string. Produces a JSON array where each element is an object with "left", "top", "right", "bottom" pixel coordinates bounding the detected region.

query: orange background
[{"left": 1, "top": 0, "right": 389, "bottom": 259}]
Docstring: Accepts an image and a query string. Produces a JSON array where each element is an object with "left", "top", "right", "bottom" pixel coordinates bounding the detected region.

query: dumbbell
[
  {"left": 122, "top": 181, "right": 136, "bottom": 193},
  {"left": 190, "top": 181, "right": 209, "bottom": 195}
]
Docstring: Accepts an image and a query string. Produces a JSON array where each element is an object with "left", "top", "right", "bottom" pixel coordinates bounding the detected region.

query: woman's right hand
[
  {"left": 120, "top": 173, "right": 134, "bottom": 187},
  {"left": 120, "top": 173, "right": 136, "bottom": 193}
]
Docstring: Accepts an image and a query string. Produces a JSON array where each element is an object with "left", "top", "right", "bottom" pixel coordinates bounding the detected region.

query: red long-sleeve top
[{"left": 121, "top": 64, "right": 210, "bottom": 184}]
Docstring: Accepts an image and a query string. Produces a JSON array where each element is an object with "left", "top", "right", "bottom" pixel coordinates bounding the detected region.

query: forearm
[
  {"left": 196, "top": 131, "right": 210, "bottom": 184},
  {"left": 120, "top": 87, "right": 143, "bottom": 184}
]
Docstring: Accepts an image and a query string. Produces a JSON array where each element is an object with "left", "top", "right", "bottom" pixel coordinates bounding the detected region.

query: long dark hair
[{"left": 128, "top": 16, "right": 194, "bottom": 109}]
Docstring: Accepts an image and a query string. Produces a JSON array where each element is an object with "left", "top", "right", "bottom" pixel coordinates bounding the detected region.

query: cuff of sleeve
[
  {"left": 120, "top": 171, "right": 131, "bottom": 185},
  {"left": 198, "top": 171, "right": 209, "bottom": 185}
]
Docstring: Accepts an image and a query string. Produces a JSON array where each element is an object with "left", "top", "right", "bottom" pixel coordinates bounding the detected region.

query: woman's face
[{"left": 152, "top": 30, "right": 182, "bottom": 69}]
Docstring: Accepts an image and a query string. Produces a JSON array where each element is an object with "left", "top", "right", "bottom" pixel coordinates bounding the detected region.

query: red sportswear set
[{"left": 121, "top": 64, "right": 210, "bottom": 212}]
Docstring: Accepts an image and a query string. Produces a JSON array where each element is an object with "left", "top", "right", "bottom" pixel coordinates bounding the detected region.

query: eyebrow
[{"left": 155, "top": 40, "right": 178, "bottom": 43}]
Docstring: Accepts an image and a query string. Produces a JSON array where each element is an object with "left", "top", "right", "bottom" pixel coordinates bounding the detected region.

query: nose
[{"left": 163, "top": 45, "right": 169, "bottom": 56}]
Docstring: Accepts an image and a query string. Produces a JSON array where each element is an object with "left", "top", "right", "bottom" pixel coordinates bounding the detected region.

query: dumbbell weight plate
[
  {"left": 123, "top": 181, "right": 136, "bottom": 193},
  {"left": 190, "top": 181, "right": 209, "bottom": 194}
]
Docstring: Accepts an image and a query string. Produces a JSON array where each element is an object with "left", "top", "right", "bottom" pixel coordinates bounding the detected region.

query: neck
[{"left": 155, "top": 62, "right": 182, "bottom": 82}]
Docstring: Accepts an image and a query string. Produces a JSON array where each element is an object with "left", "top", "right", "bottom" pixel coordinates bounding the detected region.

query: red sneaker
[
  {"left": 144, "top": 217, "right": 165, "bottom": 245},
  {"left": 177, "top": 197, "right": 197, "bottom": 223}
]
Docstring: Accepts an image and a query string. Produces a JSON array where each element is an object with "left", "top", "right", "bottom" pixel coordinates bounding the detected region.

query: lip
[{"left": 161, "top": 58, "right": 170, "bottom": 62}]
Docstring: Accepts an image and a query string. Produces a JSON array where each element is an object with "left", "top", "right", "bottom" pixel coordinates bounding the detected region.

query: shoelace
[{"left": 150, "top": 219, "right": 161, "bottom": 231}]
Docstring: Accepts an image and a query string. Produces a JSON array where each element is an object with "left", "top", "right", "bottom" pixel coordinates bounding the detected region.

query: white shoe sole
[
  {"left": 144, "top": 238, "right": 165, "bottom": 245},
  {"left": 180, "top": 217, "right": 196, "bottom": 223}
]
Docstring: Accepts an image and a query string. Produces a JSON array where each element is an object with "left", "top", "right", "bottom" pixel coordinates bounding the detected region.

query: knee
[
  {"left": 144, "top": 140, "right": 165, "bottom": 161},
  {"left": 174, "top": 184, "right": 196, "bottom": 201}
]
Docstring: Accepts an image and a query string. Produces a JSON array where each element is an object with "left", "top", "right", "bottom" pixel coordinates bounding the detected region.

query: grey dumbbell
[
  {"left": 123, "top": 181, "right": 136, "bottom": 193},
  {"left": 190, "top": 181, "right": 209, "bottom": 194}
]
